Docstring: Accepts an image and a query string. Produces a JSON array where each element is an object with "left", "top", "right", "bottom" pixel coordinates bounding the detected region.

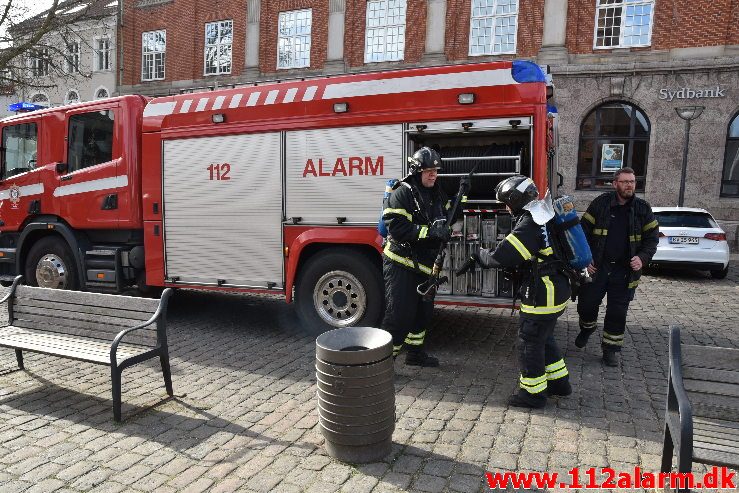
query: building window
[
  {"left": 67, "top": 110, "right": 115, "bottom": 172},
  {"left": 95, "top": 87, "right": 109, "bottom": 99},
  {"left": 721, "top": 113, "right": 739, "bottom": 197},
  {"left": 142, "top": 30, "right": 166, "bottom": 81},
  {"left": 65, "top": 90, "right": 80, "bottom": 105},
  {"left": 576, "top": 102, "right": 650, "bottom": 190},
  {"left": 30, "top": 93, "right": 49, "bottom": 106},
  {"left": 595, "top": 0, "right": 653, "bottom": 48},
  {"left": 469, "top": 0, "right": 518, "bottom": 56},
  {"left": 94, "top": 37, "right": 112, "bottom": 71},
  {"left": 30, "top": 49, "right": 49, "bottom": 77},
  {"left": 364, "top": 0, "right": 407, "bottom": 63},
  {"left": 277, "top": 9, "right": 312, "bottom": 69},
  {"left": 204, "top": 20, "right": 233, "bottom": 75},
  {"left": 65, "top": 42, "right": 80, "bottom": 73}
]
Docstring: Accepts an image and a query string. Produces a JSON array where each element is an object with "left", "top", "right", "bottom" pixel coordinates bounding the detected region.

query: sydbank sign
[{"left": 658, "top": 86, "right": 727, "bottom": 102}]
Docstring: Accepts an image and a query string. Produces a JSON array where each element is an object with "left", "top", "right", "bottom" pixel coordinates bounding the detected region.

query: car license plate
[{"left": 669, "top": 236, "right": 699, "bottom": 245}]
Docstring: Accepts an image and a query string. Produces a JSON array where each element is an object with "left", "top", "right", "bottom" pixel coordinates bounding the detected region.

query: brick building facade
[{"left": 118, "top": 0, "right": 739, "bottom": 247}]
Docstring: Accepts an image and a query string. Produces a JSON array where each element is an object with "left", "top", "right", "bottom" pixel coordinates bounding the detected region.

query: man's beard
[{"left": 617, "top": 188, "right": 634, "bottom": 200}]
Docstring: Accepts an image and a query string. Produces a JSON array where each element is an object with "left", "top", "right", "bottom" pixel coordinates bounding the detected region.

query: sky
[{"left": 1, "top": 0, "right": 55, "bottom": 39}]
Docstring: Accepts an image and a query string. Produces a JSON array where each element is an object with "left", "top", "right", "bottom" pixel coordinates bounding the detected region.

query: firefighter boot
[
  {"left": 546, "top": 378, "right": 572, "bottom": 397},
  {"left": 405, "top": 349, "right": 439, "bottom": 367},
  {"left": 602, "top": 349, "right": 619, "bottom": 367},
  {"left": 508, "top": 389, "right": 546, "bottom": 409},
  {"left": 575, "top": 319, "right": 597, "bottom": 348}
]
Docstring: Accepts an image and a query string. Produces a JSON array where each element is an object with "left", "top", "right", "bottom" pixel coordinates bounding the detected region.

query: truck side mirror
[
  {"left": 557, "top": 172, "right": 564, "bottom": 188},
  {"left": 56, "top": 162, "right": 68, "bottom": 174}
]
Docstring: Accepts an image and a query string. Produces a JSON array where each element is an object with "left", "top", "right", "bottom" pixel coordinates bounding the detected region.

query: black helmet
[
  {"left": 496, "top": 175, "right": 539, "bottom": 213},
  {"left": 408, "top": 147, "right": 442, "bottom": 175}
]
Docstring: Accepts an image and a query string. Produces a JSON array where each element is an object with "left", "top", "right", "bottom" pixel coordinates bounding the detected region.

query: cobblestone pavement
[{"left": 0, "top": 259, "right": 737, "bottom": 493}]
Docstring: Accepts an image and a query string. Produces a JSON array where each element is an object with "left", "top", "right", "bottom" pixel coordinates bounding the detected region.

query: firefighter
[
  {"left": 575, "top": 167, "right": 659, "bottom": 367},
  {"left": 381, "top": 147, "right": 453, "bottom": 367},
  {"left": 457, "top": 175, "right": 571, "bottom": 408}
]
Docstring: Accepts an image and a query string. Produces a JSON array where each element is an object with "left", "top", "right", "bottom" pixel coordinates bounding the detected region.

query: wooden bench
[
  {"left": 0, "top": 277, "right": 173, "bottom": 421},
  {"left": 661, "top": 325, "right": 739, "bottom": 492}
]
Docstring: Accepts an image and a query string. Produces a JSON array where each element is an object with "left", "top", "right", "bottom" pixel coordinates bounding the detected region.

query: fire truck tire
[
  {"left": 296, "top": 249, "right": 383, "bottom": 335},
  {"left": 25, "top": 237, "right": 80, "bottom": 291}
]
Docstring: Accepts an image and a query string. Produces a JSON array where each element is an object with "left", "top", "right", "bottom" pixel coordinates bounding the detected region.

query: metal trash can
[{"left": 316, "top": 326, "right": 395, "bottom": 463}]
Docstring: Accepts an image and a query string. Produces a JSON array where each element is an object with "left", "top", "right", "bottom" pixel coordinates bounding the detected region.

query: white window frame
[
  {"left": 277, "top": 9, "right": 312, "bottom": 70},
  {"left": 468, "top": 0, "right": 519, "bottom": 56},
  {"left": 204, "top": 19, "right": 233, "bottom": 76},
  {"left": 30, "top": 49, "right": 50, "bottom": 77},
  {"left": 364, "top": 0, "right": 407, "bottom": 63},
  {"left": 142, "top": 30, "right": 166, "bottom": 81},
  {"left": 593, "top": 0, "right": 654, "bottom": 49},
  {"left": 94, "top": 86, "right": 110, "bottom": 99},
  {"left": 65, "top": 89, "right": 80, "bottom": 105},
  {"left": 94, "top": 36, "right": 112, "bottom": 72},
  {"left": 65, "top": 42, "right": 80, "bottom": 74}
]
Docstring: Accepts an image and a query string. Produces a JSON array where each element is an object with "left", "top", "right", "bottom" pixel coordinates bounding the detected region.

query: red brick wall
[
  {"left": 259, "top": 0, "right": 328, "bottom": 74},
  {"left": 121, "top": 0, "right": 247, "bottom": 86},
  {"left": 343, "top": 0, "right": 426, "bottom": 69},
  {"left": 566, "top": 0, "right": 735, "bottom": 54},
  {"left": 445, "top": 0, "right": 543, "bottom": 61}
]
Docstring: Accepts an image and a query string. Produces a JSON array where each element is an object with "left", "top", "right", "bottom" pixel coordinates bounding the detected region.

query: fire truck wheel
[
  {"left": 296, "top": 249, "right": 382, "bottom": 335},
  {"left": 25, "top": 237, "right": 79, "bottom": 290}
]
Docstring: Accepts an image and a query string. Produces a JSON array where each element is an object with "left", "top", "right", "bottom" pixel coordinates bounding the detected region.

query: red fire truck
[{"left": 0, "top": 60, "right": 557, "bottom": 333}]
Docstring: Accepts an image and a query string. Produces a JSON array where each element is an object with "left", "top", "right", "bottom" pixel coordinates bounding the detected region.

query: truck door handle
[
  {"left": 61, "top": 175, "right": 73, "bottom": 181},
  {"left": 101, "top": 194, "right": 118, "bottom": 210}
]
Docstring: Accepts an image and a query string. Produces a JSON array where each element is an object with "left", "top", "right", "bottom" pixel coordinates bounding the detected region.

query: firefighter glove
[
  {"left": 428, "top": 223, "right": 451, "bottom": 242},
  {"left": 456, "top": 253, "right": 482, "bottom": 276},
  {"left": 458, "top": 175, "right": 471, "bottom": 195}
]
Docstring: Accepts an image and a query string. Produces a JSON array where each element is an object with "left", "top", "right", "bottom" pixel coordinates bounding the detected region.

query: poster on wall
[{"left": 601, "top": 144, "right": 624, "bottom": 172}]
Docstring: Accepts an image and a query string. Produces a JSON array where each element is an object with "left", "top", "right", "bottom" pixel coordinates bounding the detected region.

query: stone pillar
[
  {"left": 324, "top": 0, "right": 346, "bottom": 73},
  {"left": 244, "top": 0, "right": 261, "bottom": 79},
  {"left": 422, "top": 0, "right": 447, "bottom": 64},
  {"left": 537, "top": 0, "right": 569, "bottom": 66}
]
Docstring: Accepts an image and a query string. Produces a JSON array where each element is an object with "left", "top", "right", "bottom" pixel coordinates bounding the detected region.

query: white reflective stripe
[
  {"left": 283, "top": 88, "right": 298, "bottom": 103},
  {"left": 516, "top": 177, "right": 534, "bottom": 193},
  {"left": 265, "top": 90, "right": 279, "bottom": 105},
  {"left": 196, "top": 98, "right": 209, "bottom": 112},
  {"left": 0, "top": 183, "right": 44, "bottom": 200},
  {"left": 143, "top": 101, "right": 176, "bottom": 117},
  {"left": 180, "top": 99, "right": 193, "bottom": 113},
  {"left": 53, "top": 175, "right": 129, "bottom": 197},
  {"left": 228, "top": 94, "right": 243, "bottom": 108},
  {"left": 212, "top": 95, "right": 226, "bottom": 110},
  {"left": 322, "top": 69, "right": 517, "bottom": 100},
  {"left": 246, "top": 92, "right": 261, "bottom": 106},
  {"left": 303, "top": 86, "right": 318, "bottom": 101}
]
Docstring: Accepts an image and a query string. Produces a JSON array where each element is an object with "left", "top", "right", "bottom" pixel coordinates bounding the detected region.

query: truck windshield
[{"left": 1, "top": 122, "right": 38, "bottom": 179}]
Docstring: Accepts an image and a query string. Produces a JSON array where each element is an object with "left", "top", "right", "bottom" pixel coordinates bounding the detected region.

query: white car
[{"left": 650, "top": 207, "right": 731, "bottom": 279}]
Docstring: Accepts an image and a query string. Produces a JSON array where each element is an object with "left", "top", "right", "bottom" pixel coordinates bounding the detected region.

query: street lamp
[{"left": 675, "top": 106, "right": 704, "bottom": 207}]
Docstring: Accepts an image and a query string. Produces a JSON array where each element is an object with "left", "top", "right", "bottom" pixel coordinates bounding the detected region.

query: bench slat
[
  {"left": 681, "top": 345, "right": 739, "bottom": 371},
  {"left": 10, "top": 321, "right": 156, "bottom": 347},
  {"left": 15, "top": 286, "right": 160, "bottom": 312},
  {"left": 14, "top": 305, "right": 155, "bottom": 332},
  {"left": 694, "top": 447, "right": 739, "bottom": 469},
  {"left": 694, "top": 417, "right": 739, "bottom": 432},
  {"left": 0, "top": 327, "right": 149, "bottom": 364},
  {"left": 693, "top": 439, "right": 739, "bottom": 455},
  {"left": 12, "top": 312, "right": 157, "bottom": 345},
  {"left": 682, "top": 366, "right": 739, "bottom": 386},
  {"left": 13, "top": 298, "right": 154, "bottom": 322},
  {"left": 684, "top": 378, "right": 739, "bottom": 398},
  {"left": 1, "top": 326, "right": 150, "bottom": 354}
]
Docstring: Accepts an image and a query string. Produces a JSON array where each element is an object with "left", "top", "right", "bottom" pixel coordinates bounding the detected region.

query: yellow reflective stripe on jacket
[
  {"left": 642, "top": 220, "right": 658, "bottom": 232},
  {"left": 545, "top": 359, "right": 569, "bottom": 380},
  {"left": 593, "top": 228, "right": 608, "bottom": 236},
  {"left": 505, "top": 233, "right": 532, "bottom": 260},
  {"left": 519, "top": 374, "right": 547, "bottom": 394},
  {"left": 629, "top": 234, "right": 642, "bottom": 242},
  {"left": 542, "top": 276, "right": 555, "bottom": 307},
  {"left": 419, "top": 226, "right": 429, "bottom": 239},
  {"left": 583, "top": 212, "right": 595, "bottom": 224},
  {"left": 628, "top": 280, "right": 639, "bottom": 289},
  {"left": 383, "top": 243, "right": 432, "bottom": 274},
  {"left": 520, "top": 300, "right": 569, "bottom": 315},
  {"left": 445, "top": 200, "right": 451, "bottom": 210},
  {"left": 462, "top": 195, "right": 468, "bottom": 202},
  {"left": 539, "top": 247, "right": 553, "bottom": 256},
  {"left": 383, "top": 208, "right": 412, "bottom": 221}
]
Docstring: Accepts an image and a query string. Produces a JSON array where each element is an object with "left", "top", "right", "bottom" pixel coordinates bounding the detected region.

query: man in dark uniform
[
  {"left": 458, "top": 175, "right": 572, "bottom": 408},
  {"left": 381, "top": 147, "right": 461, "bottom": 367},
  {"left": 575, "top": 167, "right": 658, "bottom": 366}
]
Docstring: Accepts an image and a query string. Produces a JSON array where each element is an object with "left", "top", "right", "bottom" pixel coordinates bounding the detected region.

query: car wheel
[
  {"left": 710, "top": 265, "right": 729, "bottom": 279},
  {"left": 25, "top": 236, "right": 80, "bottom": 290},
  {"left": 295, "top": 248, "right": 383, "bottom": 336}
]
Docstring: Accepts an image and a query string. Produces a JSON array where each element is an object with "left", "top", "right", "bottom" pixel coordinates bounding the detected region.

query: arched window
[
  {"left": 65, "top": 90, "right": 80, "bottom": 105},
  {"left": 721, "top": 112, "right": 739, "bottom": 197},
  {"left": 95, "top": 87, "right": 109, "bottom": 99},
  {"left": 30, "top": 93, "right": 48, "bottom": 106},
  {"left": 576, "top": 101, "right": 650, "bottom": 190}
]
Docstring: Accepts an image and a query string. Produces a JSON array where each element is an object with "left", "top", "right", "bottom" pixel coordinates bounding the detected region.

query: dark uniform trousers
[
  {"left": 381, "top": 259, "right": 434, "bottom": 356},
  {"left": 518, "top": 317, "right": 569, "bottom": 396},
  {"left": 576, "top": 262, "right": 633, "bottom": 351}
]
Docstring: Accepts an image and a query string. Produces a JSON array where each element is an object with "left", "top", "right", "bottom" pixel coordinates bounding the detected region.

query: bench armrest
[
  {"left": 0, "top": 276, "right": 23, "bottom": 305},
  {"left": 667, "top": 325, "right": 693, "bottom": 463},
  {"left": 110, "top": 288, "right": 173, "bottom": 365}
]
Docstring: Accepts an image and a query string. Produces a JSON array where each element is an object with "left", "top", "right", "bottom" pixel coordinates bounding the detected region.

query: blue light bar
[
  {"left": 8, "top": 102, "right": 46, "bottom": 112},
  {"left": 511, "top": 60, "right": 547, "bottom": 83}
]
